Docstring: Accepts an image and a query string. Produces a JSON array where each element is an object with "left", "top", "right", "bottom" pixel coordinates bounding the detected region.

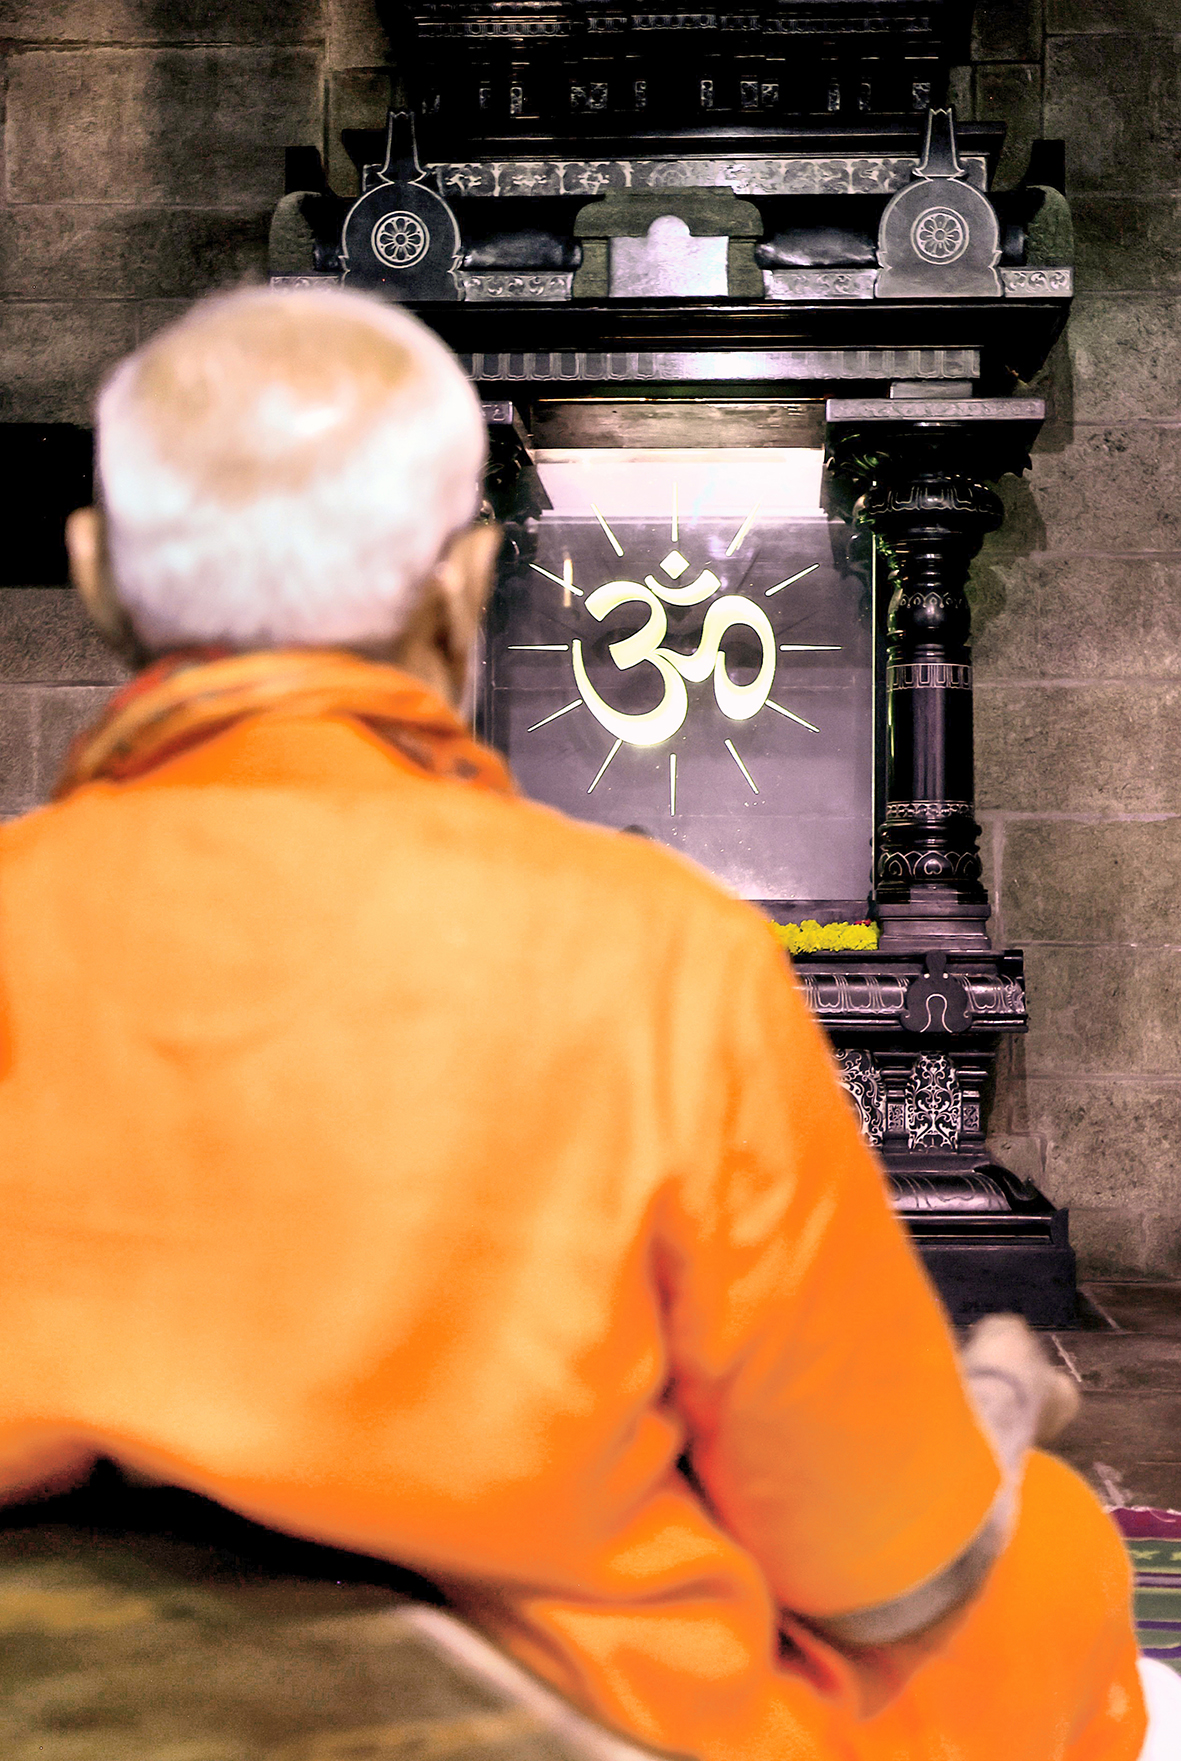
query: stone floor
[
  {"left": 1, "top": 1280, "right": 1178, "bottom": 1760},
  {"left": 1051, "top": 1280, "right": 1181, "bottom": 1511}
]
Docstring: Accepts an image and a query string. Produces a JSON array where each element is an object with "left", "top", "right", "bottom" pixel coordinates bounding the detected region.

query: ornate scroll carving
[
  {"left": 269, "top": 273, "right": 342, "bottom": 289},
  {"left": 798, "top": 971, "right": 908, "bottom": 1017},
  {"left": 835, "top": 1049, "right": 885, "bottom": 1145},
  {"left": 1001, "top": 267, "right": 1073, "bottom": 297},
  {"left": 890, "top": 1171, "right": 1007, "bottom": 1212},
  {"left": 904, "top": 1053, "right": 962, "bottom": 1150},
  {"left": 457, "top": 270, "right": 574, "bottom": 300},
  {"left": 886, "top": 800, "right": 974, "bottom": 823},
  {"left": 433, "top": 155, "right": 989, "bottom": 201},
  {"left": 963, "top": 975, "right": 1025, "bottom": 1016},
  {"left": 762, "top": 268, "right": 877, "bottom": 300},
  {"left": 826, "top": 398, "right": 1045, "bottom": 422}
]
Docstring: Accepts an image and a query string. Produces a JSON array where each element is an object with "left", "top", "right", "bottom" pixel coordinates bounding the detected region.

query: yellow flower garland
[{"left": 769, "top": 918, "right": 879, "bottom": 955}]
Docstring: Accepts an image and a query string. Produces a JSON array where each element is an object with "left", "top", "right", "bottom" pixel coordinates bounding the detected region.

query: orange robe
[{"left": 0, "top": 704, "right": 1144, "bottom": 1760}]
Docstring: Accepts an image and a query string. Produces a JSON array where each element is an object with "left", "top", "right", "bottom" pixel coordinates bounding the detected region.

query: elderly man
[{"left": 0, "top": 287, "right": 1166, "bottom": 1761}]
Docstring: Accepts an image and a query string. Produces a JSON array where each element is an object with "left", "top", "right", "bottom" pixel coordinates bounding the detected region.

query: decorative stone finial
[{"left": 876, "top": 107, "right": 1002, "bottom": 300}]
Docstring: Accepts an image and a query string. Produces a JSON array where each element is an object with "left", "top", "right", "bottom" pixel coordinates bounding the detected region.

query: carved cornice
[
  {"left": 434, "top": 154, "right": 991, "bottom": 199},
  {"left": 827, "top": 396, "right": 1045, "bottom": 422},
  {"left": 794, "top": 951, "right": 1026, "bottom": 1034}
]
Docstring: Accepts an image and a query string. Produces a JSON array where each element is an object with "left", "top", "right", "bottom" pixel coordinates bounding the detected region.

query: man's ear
[
  {"left": 434, "top": 521, "right": 502, "bottom": 656},
  {"left": 66, "top": 507, "right": 142, "bottom": 663},
  {"left": 424, "top": 520, "right": 502, "bottom": 696}
]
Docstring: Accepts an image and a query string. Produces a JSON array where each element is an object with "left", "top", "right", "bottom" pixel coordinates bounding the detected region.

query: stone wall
[
  {"left": 970, "top": 0, "right": 1181, "bottom": 1275},
  {"left": 2, "top": 3, "right": 1179, "bottom": 1274},
  {"left": 0, "top": 0, "right": 391, "bottom": 811}
]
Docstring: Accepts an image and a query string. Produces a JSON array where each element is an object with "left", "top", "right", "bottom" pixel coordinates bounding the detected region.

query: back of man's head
[{"left": 96, "top": 287, "right": 487, "bottom": 652}]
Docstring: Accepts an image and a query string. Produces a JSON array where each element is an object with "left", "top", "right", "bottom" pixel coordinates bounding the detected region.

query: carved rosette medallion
[
  {"left": 904, "top": 1054, "right": 962, "bottom": 1150},
  {"left": 910, "top": 207, "right": 969, "bottom": 264},
  {"left": 372, "top": 212, "right": 431, "bottom": 267}
]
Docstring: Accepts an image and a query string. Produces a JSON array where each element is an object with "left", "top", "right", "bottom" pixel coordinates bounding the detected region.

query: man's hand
[{"left": 961, "top": 1313, "right": 1080, "bottom": 1459}]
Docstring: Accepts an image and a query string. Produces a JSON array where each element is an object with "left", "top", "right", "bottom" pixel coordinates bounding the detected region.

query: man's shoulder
[{"left": 0, "top": 771, "right": 778, "bottom": 986}]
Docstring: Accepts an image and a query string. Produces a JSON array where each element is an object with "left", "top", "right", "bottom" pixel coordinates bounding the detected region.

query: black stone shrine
[{"left": 268, "top": 1, "right": 1079, "bottom": 1324}]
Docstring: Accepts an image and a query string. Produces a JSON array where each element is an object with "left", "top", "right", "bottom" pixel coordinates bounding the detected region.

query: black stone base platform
[{"left": 793, "top": 949, "right": 1079, "bottom": 1330}]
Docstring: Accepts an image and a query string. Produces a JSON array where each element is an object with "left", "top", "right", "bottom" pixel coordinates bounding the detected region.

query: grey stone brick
[
  {"left": 1068, "top": 295, "right": 1181, "bottom": 425},
  {"left": 0, "top": 590, "right": 129, "bottom": 685},
  {"left": 1027, "top": 1077, "right": 1181, "bottom": 1218},
  {"left": 1003, "top": 819, "right": 1181, "bottom": 946},
  {"left": 972, "top": 0, "right": 1043, "bottom": 63},
  {"left": 946, "top": 64, "right": 974, "bottom": 121},
  {"left": 1073, "top": 196, "right": 1181, "bottom": 295},
  {"left": 34, "top": 684, "right": 118, "bottom": 800},
  {"left": 0, "top": 206, "right": 270, "bottom": 301},
  {"left": 984, "top": 426, "right": 1181, "bottom": 556},
  {"left": 136, "top": 298, "right": 195, "bottom": 343},
  {"left": 0, "top": 686, "right": 39, "bottom": 815},
  {"left": 327, "top": 0, "right": 391, "bottom": 68},
  {"left": 972, "top": 556, "right": 1181, "bottom": 681},
  {"left": 326, "top": 68, "right": 392, "bottom": 196},
  {"left": 976, "top": 682, "right": 1181, "bottom": 816},
  {"left": 0, "top": 300, "right": 138, "bottom": 423},
  {"left": 1061, "top": 1207, "right": 1151, "bottom": 1278},
  {"left": 975, "top": 62, "right": 1043, "bottom": 191},
  {"left": 1022, "top": 946, "right": 1181, "bottom": 1079},
  {"left": 6, "top": 48, "right": 323, "bottom": 208},
  {"left": 2, "top": 0, "right": 325, "bottom": 45},
  {"left": 984, "top": 1131, "right": 1046, "bottom": 1188},
  {"left": 1046, "top": 0, "right": 1181, "bottom": 31},
  {"left": 1045, "top": 35, "right": 1181, "bottom": 194}
]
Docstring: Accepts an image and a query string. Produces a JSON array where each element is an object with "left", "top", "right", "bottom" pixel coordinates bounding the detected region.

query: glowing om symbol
[{"left": 571, "top": 577, "right": 776, "bottom": 748}]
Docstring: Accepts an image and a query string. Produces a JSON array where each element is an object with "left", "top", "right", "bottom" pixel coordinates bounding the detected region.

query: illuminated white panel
[{"left": 535, "top": 448, "right": 825, "bottom": 519}]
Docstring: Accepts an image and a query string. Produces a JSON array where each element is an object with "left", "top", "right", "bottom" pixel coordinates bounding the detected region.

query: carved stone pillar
[
  {"left": 817, "top": 400, "right": 1077, "bottom": 1327},
  {"left": 827, "top": 403, "right": 1044, "bottom": 952}
]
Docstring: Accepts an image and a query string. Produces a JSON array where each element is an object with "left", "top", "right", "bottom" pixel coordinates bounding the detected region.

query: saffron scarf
[{"left": 53, "top": 647, "right": 514, "bottom": 800}]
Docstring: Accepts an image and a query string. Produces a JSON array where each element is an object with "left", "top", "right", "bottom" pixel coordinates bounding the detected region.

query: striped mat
[{"left": 1112, "top": 1508, "right": 1181, "bottom": 1674}]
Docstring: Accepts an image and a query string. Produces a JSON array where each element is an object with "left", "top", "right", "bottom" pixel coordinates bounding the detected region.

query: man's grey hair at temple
[{"left": 93, "top": 288, "right": 488, "bottom": 652}]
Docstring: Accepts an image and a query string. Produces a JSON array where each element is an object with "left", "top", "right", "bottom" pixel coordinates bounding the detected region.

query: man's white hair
[{"left": 96, "top": 286, "right": 487, "bottom": 650}]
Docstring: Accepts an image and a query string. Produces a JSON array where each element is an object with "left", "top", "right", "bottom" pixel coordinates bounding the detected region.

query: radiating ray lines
[
  {"left": 726, "top": 502, "right": 761, "bottom": 557},
  {"left": 765, "top": 700, "right": 820, "bottom": 733},
  {"left": 587, "top": 738, "right": 623, "bottom": 794},
  {"left": 529, "top": 562, "right": 583, "bottom": 595},
  {"left": 765, "top": 563, "right": 820, "bottom": 595},
  {"left": 725, "top": 739, "right": 759, "bottom": 793},
  {"left": 590, "top": 503, "right": 624, "bottom": 557},
  {"left": 527, "top": 701, "right": 583, "bottom": 733}
]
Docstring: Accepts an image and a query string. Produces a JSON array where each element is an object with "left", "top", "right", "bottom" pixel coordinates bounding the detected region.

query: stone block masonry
[
  {"left": 964, "top": 1, "right": 1181, "bottom": 1276},
  {"left": 0, "top": 0, "right": 393, "bottom": 422},
  {"left": 0, "top": 2, "right": 390, "bottom": 805}
]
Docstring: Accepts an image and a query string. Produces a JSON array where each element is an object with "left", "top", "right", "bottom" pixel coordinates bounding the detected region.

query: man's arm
[
  {"left": 808, "top": 1315, "right": 1080, "bottom": 1647},
  {"left": 660, "top": 914, "right": 1067, "bottom": 1659}
]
